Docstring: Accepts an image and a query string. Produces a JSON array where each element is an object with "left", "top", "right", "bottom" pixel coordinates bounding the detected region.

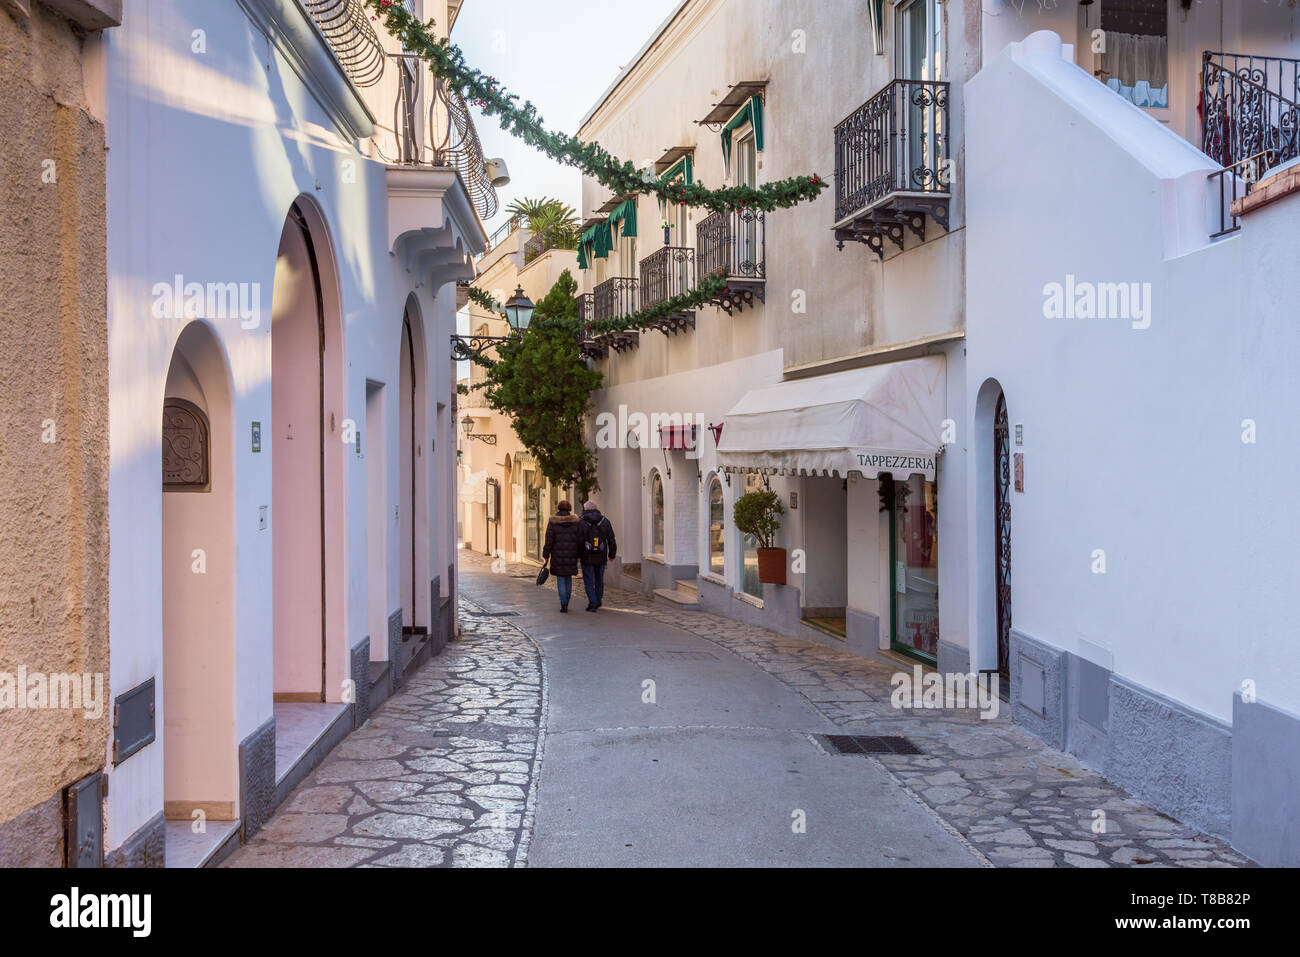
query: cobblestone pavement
[
  {"left": 581, "top": 583, "right": 1251, "bottom": 868},
  {"left": 225, "top": 598, "right": 545, "bottom": 868}
]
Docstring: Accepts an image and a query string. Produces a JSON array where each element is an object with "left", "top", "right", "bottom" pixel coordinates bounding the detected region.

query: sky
[{"left": 451, "top": 0, "right": 684, "bottom": 234}]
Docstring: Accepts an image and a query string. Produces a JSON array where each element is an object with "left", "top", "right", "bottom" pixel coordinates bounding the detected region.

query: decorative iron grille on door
[
  {"left": 162, "top": 399, "right": 210, "bottom": 491},
  {"left": 994, "top": 392, "right": 1011, "bottom": 686}
]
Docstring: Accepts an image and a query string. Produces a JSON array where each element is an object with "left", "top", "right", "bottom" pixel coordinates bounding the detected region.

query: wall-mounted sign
[
  {"left": 790, "top": 491, "right": 798, "bottom": 510},
  {"left": 1014, "top": 452, "right": 1025, "bottom": 493},
  {"left": 1015, "top": 424, "right": 1024, "bottom": 447},
  {"left": 251, "top": 421, "right": 262, "bottom": 453}
]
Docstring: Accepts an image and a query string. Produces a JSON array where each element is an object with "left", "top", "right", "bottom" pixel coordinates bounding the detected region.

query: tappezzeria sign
[
  {"left": 722, "top": 448, "right": 940, "bottom": 480},
  {"left": 853, "top": 451, "right": 938, "bottom": 477}
]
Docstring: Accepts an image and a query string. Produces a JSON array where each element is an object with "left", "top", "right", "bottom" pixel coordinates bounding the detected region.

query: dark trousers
[
  {"left": 582, "top": 561, "right": 606, "bottom": 607},
  {"left": 556, "top": 576, "right": 572, "bottom": 607}
]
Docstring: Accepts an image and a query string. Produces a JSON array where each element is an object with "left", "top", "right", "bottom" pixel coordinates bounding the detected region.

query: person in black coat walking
[
  {"left": 542, "top": 501, "right": 583, "bottom": 612},
  {"left": 579, "top": 500, "right": 617, "bottom": 612}
]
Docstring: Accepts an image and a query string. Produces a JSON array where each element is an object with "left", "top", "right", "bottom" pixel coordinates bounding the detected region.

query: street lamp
[
  {"left": 449, "top": 284, "right": 535, "bottom": 360},
  {"left": 504, "top": 285, "right": 534, "bottom": 333},
  {"left": 461, "top": 414, "right": 475, "bottom": 436}
]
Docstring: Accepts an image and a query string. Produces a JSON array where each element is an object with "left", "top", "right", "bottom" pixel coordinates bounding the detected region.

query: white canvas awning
[
  {"left": 459, "top": 470, "right": 490, "bottom": 501},
  {"left": 716, "top": 355, "right": 946, "bottom": 480}
]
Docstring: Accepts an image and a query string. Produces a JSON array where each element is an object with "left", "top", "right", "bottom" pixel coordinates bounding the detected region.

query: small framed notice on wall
[{"left": 1014, "top": 452, "right": 1025, "bottom": 493}]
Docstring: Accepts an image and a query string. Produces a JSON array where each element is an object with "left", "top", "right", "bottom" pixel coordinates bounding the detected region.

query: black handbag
[{"left": 535, "top": 565, "right": 550, "bottom": 586}]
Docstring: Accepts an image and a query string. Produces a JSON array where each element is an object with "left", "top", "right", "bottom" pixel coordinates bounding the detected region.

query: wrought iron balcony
[
  {"left": 638, "top": 247, "right": 697, "bottom": 335},
  {"left": 696, "top": 210, "right": 765, "bottom": 314},
  {"left": 590, "top": 278, "right": 640, "bottom": 354},
  {"left": 304, "top": 0, "right": 386, "bottom": 88},
  {"left": 391, "top": 54, "right": 499, "bottom": 220},
  {"left": 833, "top": 78, "right": 951, "bottom": 258},
  {"left": 1203, "top": 52, "right": 1299, "bottom": 172},
  {"left": 1202, "top": 52, "right": 1299, "bottom": 237}
]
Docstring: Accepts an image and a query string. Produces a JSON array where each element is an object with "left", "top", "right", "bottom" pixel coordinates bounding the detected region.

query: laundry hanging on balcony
[
  {"left": 716, "top": 356, "right": 946, "bottom": 481},
  {"left": 720, "top": 95, "right": 765, "bottom": 167}
]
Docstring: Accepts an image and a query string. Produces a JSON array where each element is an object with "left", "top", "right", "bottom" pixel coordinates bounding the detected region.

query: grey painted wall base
[
  {"left": 350, "top": 636, "right": 371, "bottom": 729},
  {"left": 1232, "top": 692, "right": 1300, "bottom": 865},
  {"left": 640, "top": 559, "right": 697, "bottom": 594},
  {"left": 1106, "top": 675, "right": 1231, "bottom": 839},
  {"left": 273, "top": 705, "right": 351, "bottom": 808},
  {"left": 238, "top": 717, "right": 276, "bottom": 840},
  {"left": 437, "top": 598, "right": 452, "bottom": 655},
  {"left": 0, "top": 791, "right": 63, "bottom": 867},
  {"left": 936, "top": 638, "right": 970, "bottom": 678},
  {"left": 1010, "top": 628, "right": 1068, "bottom": 749},
  {"left": 387, "top": 609, "right": 403, "bottom": 692},
  {"left": 105, "top": 810, "right": 165, "bottom": 868},
  {"left": 845, "top": 608, "right": 880, "bottom": 659}
]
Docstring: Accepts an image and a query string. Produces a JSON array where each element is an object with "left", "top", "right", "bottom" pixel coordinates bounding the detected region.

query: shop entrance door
[{"left": 889, "top": 474, "right": 939, "bottom": 664}]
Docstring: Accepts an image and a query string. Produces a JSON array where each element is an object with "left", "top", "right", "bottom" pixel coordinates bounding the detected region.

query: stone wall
[{"left": 0, "top": 1, "right": 111, "bottom": 863}]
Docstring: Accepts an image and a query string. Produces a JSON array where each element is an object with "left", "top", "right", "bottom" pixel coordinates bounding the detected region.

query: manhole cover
[
  {"left": 642, "top": 650, "right": 718, "bottom": 660},
  {"left": 815, "top": 734, "right": 923, "bottom": 756}
]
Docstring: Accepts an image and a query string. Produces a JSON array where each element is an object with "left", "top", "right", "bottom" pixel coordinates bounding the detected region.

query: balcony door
[
  {"left": 735, "top": 132, "right": 758, "bottom": 276},
  {"left": 897, "top": 0, "right": 944, "bottom": 192}
]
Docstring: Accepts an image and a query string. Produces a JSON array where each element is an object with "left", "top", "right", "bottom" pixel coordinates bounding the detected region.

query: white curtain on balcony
[{"left": 1101, "top": 32, "right": 1168, "bottom": 108}]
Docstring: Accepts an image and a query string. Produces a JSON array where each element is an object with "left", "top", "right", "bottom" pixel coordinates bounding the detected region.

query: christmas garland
[
  {"left": 465, "top": 286, "right": 505, "bottom": 317},
  {"left": 584, "top": 273, "right": 729, "bottom": 337},
  {"left": 364, "top": 0, "right": 827, "bottom": 214}
]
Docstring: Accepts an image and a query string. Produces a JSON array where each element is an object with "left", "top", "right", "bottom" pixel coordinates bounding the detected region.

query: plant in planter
[{"left": 733, "top": 487, "right": 787, "bottom": 585}]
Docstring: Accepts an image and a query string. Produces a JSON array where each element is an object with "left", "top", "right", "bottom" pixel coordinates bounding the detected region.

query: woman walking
[{"left": 541, "top": 500, "right": 582, "bottom": 612}]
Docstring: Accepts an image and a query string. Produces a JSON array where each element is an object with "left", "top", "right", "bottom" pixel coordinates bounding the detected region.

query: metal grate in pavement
[
  {"left": 815, "top": 734, "right": 924, "bottom": 756},
  {"left": 642, "top": 650, "right": 718, "bottom": 660}
]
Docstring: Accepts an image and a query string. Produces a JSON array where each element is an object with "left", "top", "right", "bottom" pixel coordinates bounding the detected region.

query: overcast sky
[{"left": 452, "top": 0, "right": 683, "bottom": 233}]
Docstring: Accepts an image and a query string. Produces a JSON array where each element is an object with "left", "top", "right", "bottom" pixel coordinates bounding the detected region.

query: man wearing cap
[{"left": 578, "top": 499, "right": 617, "bottom": 612}]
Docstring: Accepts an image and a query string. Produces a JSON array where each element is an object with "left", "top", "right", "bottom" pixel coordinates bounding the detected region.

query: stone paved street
[
  {"left": 230, "top": 550, "right": 1251, "bottom": 867},
  {"left": 225, "top": 599, "right": 545, "bottom": 868}
]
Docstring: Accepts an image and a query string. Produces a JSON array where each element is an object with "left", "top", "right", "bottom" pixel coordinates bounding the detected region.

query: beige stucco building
[
  {"left": 460, "top": 222, "right": 581, "bottom": 565},
  {"left": 0, "top": 0, "right": 121, "bottom": 868}
]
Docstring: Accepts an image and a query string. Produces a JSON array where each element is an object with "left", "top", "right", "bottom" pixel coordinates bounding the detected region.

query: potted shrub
[{"left": 733, "top": 487, "right": 787, "bottom": 585}]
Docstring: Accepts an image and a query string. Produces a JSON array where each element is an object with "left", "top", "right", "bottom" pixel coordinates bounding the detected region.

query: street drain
[
  {"left": 815, "top": 734, "right": 924, "bottom": 756},
  {"left": 642, "top": 650, "right": 718, "bottom": 660}
]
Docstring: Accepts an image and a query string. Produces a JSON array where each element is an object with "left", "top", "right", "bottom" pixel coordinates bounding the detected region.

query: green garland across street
[
  {"left": 584, "top": 273, "right": 729, "bottom": 337},
  {"left": 364, "top": 0, "right": 828, "bottom": 214}
]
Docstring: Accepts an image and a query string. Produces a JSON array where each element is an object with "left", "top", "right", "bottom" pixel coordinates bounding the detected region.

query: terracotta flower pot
[{"left": 756, "top": 547, "right": 787, "bottom": 585}]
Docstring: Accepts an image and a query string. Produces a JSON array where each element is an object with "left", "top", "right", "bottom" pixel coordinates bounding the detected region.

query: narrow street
[{"left": 228, "top": 552, "right": 1249, "bottom": 868}]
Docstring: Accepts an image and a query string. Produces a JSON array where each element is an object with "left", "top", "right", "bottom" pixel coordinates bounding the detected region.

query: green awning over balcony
[
  {"left": 577, "top": 220, "right": 613, "bottom": 270},
  {"left": 721, "top": 95, "right": 765, "bottom": 167},
  {"left": 608, "top": 198, "right": 637, "bottom": 239}
]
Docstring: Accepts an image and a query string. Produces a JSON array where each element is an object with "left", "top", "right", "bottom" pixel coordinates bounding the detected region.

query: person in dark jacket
[
  {"left": 542, "top": 501, "right": 582, "bottom": 612},
  {"left": 579, "top": 500, "right": 617, "bottom": 612}
]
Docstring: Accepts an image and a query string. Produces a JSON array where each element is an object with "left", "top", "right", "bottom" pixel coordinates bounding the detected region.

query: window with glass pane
[
  {"left": 1099, "top": 1, "right": 1168, "bottom": 108},
  {"left": 740, "top": 472, "right": 764, "bottom": 600},
  {"left": 891, "top": 475, "right": 939, "bottom": 661},
  {"left": 708, "top": 478, "right": 725, "bottom": 576},
  {"left": 651, "top": 472, "right": 665, "bottom": 555},
  {"left": 897, "top": 0, "right": 944, "bottom": 192}
]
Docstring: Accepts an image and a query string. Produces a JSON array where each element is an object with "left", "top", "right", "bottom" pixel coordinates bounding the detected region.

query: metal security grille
[
  {"left": 994, "top": 392, "right": 1011, "bottom": 687},
  {"left": 817, "top": 734, "right": 924, "bottom": 756}
]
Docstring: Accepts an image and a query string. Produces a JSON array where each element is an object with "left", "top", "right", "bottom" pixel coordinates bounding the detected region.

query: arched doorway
[
  {"left": 270, "top": 198, "right": 345, "bottom": 701},
  {"left": 399, "top": 297, "right": 430, "bottom": 639},
  {"left": 161, "top": 321, "right": 238, "bottom": 833}
]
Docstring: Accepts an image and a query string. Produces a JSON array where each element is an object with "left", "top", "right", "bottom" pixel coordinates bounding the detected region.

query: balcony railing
[
  {"left": 1202, "top": 52, "right": 1300, "bottom": 174},
  {"left": 833, "top": 78, "right": 951, "bottom": 255},
  {"left": 640, "top": 247, "right": 696, "bottom": 307},
  {"left": 304, "top": 0, "right": 385, "bottom": 88},
  {"left": 577, "top": 293, "right": 595, "bottom": 328},
  {"left": 593, "top": 277, "right": 638, "bottom": 323},
  {"left": 697, "top": 210, "right": 766, "bottom": 313},
  {"left": 697, "top": 210, "right": 765, "bottom": 281},
  {"left": 392, "top": 54, "right": 499, "bottom": 220},
  {"left": 476, "top": 216, "right": 524, "bottom": 261}
]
